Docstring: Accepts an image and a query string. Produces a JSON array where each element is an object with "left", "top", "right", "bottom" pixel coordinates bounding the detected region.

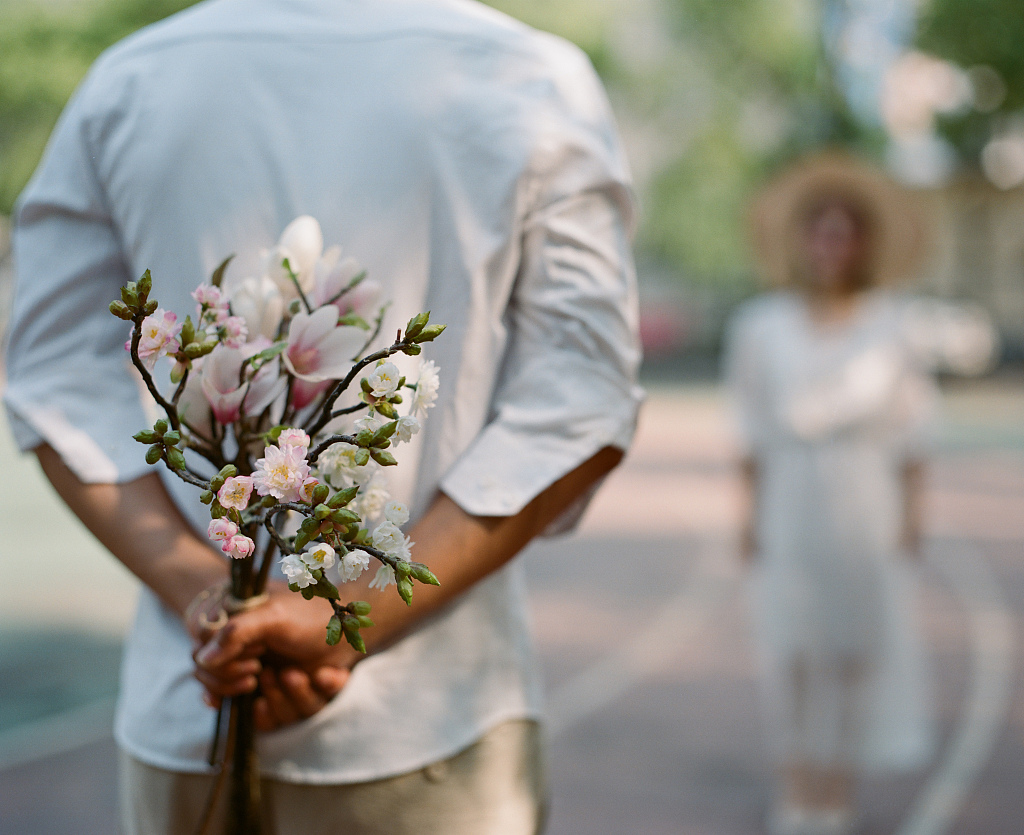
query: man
[{"left": 4, "top": 0, "right": 642, "bottom": 831}]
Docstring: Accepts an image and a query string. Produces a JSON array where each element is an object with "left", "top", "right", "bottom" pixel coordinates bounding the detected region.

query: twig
[
  {"left": 307, "top": 433, "right": 358, "bottom": 465},
  {"left": 128, "top": 318, "right": 180, "bottom": 430}
]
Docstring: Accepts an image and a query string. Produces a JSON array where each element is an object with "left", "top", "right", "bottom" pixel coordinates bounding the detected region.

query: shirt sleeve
[
  {"left": 3, "top": 71, "right": 151, "bottom": 484},
  {"left": 440, "top": 42, "right": 644, "bottom": 529}
]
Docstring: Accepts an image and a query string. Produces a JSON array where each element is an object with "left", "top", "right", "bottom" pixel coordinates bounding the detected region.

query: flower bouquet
[{"left": 108, "top": 216, "right": 444, "bottom": 834}]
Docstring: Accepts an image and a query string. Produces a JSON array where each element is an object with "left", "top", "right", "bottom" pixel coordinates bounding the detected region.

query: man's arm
[
  {"left": 193, "top": 445, "right": 624, "bottom": 728},
  {"left": 901, "top": 458, "right": 926, "bottom": 558},
  {"left": 739, "top": 455, "right": 759, "bottom": 566}
]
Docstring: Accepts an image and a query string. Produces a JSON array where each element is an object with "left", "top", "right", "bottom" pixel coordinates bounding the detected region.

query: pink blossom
[
  {"left": 220, "top": 316, "right": 249, "bottom": 349},
  {"left": 207, "top": 518, "right": 238, "bottom": 543},
  {"left": 253, "top": 443, "right": 311, "bottom": 502},
  {"left": 218, "top": 475, "right": 254, "bottom": 512},
  {"left": 200, "top": 345, "right": 286, "bottom": 425},
  {"left": 277, "top": 428, "right": 310, "bottom": 450},
  {"left": 192, "top": 284, "right": 226, "bottom": 308},
  {"left": 298, "top": 476, "right": 319, "bottom": 503},
  {"left": 223, "top": 534, "right": 256, "bottom": 560},
  {"left": 283, "top": 307, "right": 365, "bottom": 383},
  {"left": 131, "top": 310, "right": 181, "bottom": 369},
  {"left": 290, "top": 379, "right": 332, "bottom": 411}
]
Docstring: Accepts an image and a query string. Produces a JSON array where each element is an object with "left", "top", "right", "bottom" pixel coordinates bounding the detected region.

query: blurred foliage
[
  {"left": 917, "top": 0, "right": 1024, "bottom": 162},
  {"left": 0, "top": 0, "right": 201, "bottom": 214}
]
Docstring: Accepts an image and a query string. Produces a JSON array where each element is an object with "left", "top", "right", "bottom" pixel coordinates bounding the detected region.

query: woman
[{"left": 725, "top": 153, "right": 995, "bottom": 835}]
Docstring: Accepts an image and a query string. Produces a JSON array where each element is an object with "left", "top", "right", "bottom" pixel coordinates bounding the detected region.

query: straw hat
[{"left": 749, "top": 151, "right": 927, "bottom": 287}]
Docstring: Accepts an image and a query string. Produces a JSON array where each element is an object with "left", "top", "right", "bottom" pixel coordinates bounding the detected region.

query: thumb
[{"left": 194, "top": 607, "right": 274, "bottom": 668}]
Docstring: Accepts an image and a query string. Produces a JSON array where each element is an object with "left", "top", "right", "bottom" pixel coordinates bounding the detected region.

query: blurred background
[{"left": 0, "top": 0, "right": 1023, "bottom": 833}]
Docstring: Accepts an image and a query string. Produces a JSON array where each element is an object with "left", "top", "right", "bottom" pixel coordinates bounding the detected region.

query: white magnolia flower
[
  {"left": 229, "top": 275, "right": 284, "bottom": 341},
  {"left": 368, "top": 564, "right": 396, "bottom": 590},
  {"left": 366, "top": 361, "right": 401, "bottom": 398},
  {"left": 338, "top": 547, "right": 371, "bottom": 582},
  {"left": 261, "top": 215, "right": 323, "bottom": 299},
  {"left": 393, "top": 415, "right": 420, "bottom": 445},
  {"left": 413, "top": 359, "right": 440, "bottom": 415},
  {"left": 281, "top": 552, "right": 315, "bottom": 589},
  {"left": 302, "top": 542, "right": 336, "bottom": 572},
  {"left": 371, "top": 520, "right": 412, "bottom": 561},
  {"left": 383, "top": 499, "right": 410, "bottom": 526}
]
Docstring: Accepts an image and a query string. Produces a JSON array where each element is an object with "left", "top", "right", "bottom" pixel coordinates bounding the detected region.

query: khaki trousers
[{"left": 119, "top": 719, "right": 547, "bottom": 835}]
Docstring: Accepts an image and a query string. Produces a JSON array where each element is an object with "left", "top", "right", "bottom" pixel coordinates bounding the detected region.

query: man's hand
[{"left": 192, "top": 446, "right": 625, "bottom": 727}]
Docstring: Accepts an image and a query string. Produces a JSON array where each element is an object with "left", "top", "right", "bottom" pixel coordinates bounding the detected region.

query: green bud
[
  {"left": 354, "top": 448, "right": 370, "bottom": 467},
  {"left": 218, "top": 465, "right": 238, "bottom": 480},
  {"left": 166, "top": 447, "right": 187, "bottom": 471},
  {"left": 184, "top": 343, "right": 204, "bottom": 360},
  {"left": 261, "top": 495, "right": 277, "bottom": 508},
  {"left": 413, "top": 323, "right": 446, "bottom": 343},
  {"left": 311, "top": 484, "right": 330, "bottom": 506},
  {"left": 197, "top": 341, "right": 217, "bottom": 357},
  {"left": 375, "top": 401, "right": 397, "bottom": 420},
  {"left": 404, "top": 311, "right": 429, "bottom": 340},
  {"left": 370, "top": 449, "right": 397, "bottom": 467},
  {"left": 137, "top": 270, "right": 152, "bottom": 301},
  {"left": 360, "top": 377, "right": 373, "bottom": 395},
  {"left": 210, "top": 476, "right": 225, "bottom": 493},
  {"left": 210, "top": 504, "right": 226, "bottom": 519},
  {"left": 401, "top": 343, "right": 422, "bottom": 356},
  {"left": 344, "top": 625, "right": 367, "bottom": 654},
  {"left": 267, "top": 425, "right": 287, "bottom": 442},
  {"left": 145, "top": 445, "right": 163, "bottom": 465},
  {"left": 154, "top": 419, "right": 168, "bottom": 437},
  {"left": 410, "top": 563, "right": 440, "bottom": 586},
  {"left": 199, "top": 490, "right": 215, "bottom": 505},
  {"left": 371, "top": 421, "right": 398, "bottom": 444},
  {"left": 389, "top": 393, "right": 403, "bottom": 405},
  {"left": 330, "top": 508, "right": 360, "bottom": 525},
  {"left": 397, "top": 575, "right": 414, "bottom": 606},
  {"left": 162, "top": 430, "right": 181, "bottom": 446},
  {"left": 314, "top": 504, "right": 332, "bottom": 521},
  {"left": 109, "top": 300, "right": 133, "bottom": 320},
  {"left": 181, "top": 315, "right": 195, "bottom": 346},
  {"left": 289, "top": 299, "right": 302, "bottom": 316},
  {"left": 294, "top": 530, "right": 311, "bottom": 551},
  {"left": 349, "top": 600, "right": 372, "bottom": 616},
  {"left": 356, "top": 615, "right": 375, "bottom": 629},
  {"left": 355, "top": 428, "right": 375, "bottom": 447},
  {"left": 300, "top": 517, "right": 319, "bottom": 535},
  {"left": 301, "top": 586, "right": 315, "bottom": 600},
  {"left": 133, "top": 429, "right": 160, "bottom": 444},
  {"left": 169, "top": 362, "right": 186, "bottom": 384},
  {"left": 395, "top": 560, "right": 412, "bottom": 578},
  {"left": 328, "top": 486, "right": 359, "bottom": 508},
  {"left": 120, "top": 285, "right": 139, "bottom": 309},
  {"left": 326, "top": 615, "right": 342, "bottom": 646},
  {"left": 143, "top": 300, "right": 159, "bottom": 315}
]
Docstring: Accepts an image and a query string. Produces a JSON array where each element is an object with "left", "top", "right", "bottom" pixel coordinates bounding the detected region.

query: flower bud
[
  {"left": 218, "top": 465, "right": 238, "bottom": 480},
  {"left": 395, "top": 561, "right": 412, "bottom": 578},
  {"left": 199, "top": 490, "right": 215, "bottom": 505},
  {"left": 401, "top": 343, "right": 422, "bottom": 356},
  {"left": 166, "top": 447, "right": 187, "bottom": 471},
  {"left": 120, "top": 285, "right": 139, "bottom": 310},
  {"left": 360, "top": 377, "right": 374, "bottom": 395},
  {"left": 370, "top": 449, "right": 397, "bottom": 467},
  {"left": 162, "top": 430, "right": 181, "bottom": 446},
  {"left": 349, "top": 600, "right": 372, "bottom": 616},
  {"left": 354, "top": 448, "right": 370, "bottom": 467},
  {"left": 410, "top": 563, "right": 440, "bottom": 586},
  {"left": 145, "top": 444, "right": 163, "bottom": 465},
  {"left": 109, "top": 301, "right": 134, "bottom": 320},
  {"left": 397, "top": 575, "right": 414, "bottom": 605},
  {"left": 154, "top": 419, "right": 169, "bottom": 437},
  {"left": 181, "top": 315, "right": 195, "bottom": 346},
  {"left": 330, "top": 508, "right": 360, "bottom": 525},
  {"left": 404, "top": 311, "right": 429, "bottom": 340},
  {"left": 375, "top": 402, "right": 397, "bottom": 420},
  {"left": 314, "top": 504, "right": 332, "bottom": 521},
  {"left": 300, "top": 517, "right": 319, "bottom": 535},
  {"left": 327, "top": 486, "right": 359, "bottom": 508},
  {"left": 184, "top": 343, "right": 204, "bottom": 360},
  {"left": 137, "top": 270, "right": 152, "bottom": 301},
  {"left": 142, "top": 300, "right": 158, "bottom": 315},
  {"left": 311, "top": 484, "right": 330, "bottom": 506},
  {"left": 326, "top": 615, "right": 342, "bottom": 646},
  {"left": 356, "top": 615, "right": 375, "bottom": 628},
  {"left": 413, "top": 323, "right": 446, "bottom": 343},
  {"left": 133, "top": 429, "right": 160, "bottom": 444}
]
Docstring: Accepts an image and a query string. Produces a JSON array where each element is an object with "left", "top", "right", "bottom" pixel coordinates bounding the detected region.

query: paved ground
[{"left": 1, "top": 381, "right": 1023, "bottom": 835}]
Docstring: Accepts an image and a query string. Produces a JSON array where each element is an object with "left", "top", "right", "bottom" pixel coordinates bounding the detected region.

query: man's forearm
[{"left": 36, "top": 444, "right": 227, "bottom": 617}]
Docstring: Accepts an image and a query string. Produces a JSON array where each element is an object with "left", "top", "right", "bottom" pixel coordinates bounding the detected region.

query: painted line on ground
[{"left": 896, "top": 540, "right": 1015, "bottom": 835}]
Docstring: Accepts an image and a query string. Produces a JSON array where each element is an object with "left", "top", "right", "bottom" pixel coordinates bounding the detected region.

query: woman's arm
[{"left": 739, "top": 455, "right": 759, "bottom": 566}]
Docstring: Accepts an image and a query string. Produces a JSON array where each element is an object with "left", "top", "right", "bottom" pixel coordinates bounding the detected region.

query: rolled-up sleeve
[
  {"left": 440, "top": 45, "right": 644, "bottom": 527},
  {"left": 3, "top": 74, "right": 149, "bottom": 484}
]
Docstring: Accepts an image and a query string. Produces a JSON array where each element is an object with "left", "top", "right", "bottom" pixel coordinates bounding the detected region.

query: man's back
[{"left": 6, "top": 0, "right": 640, "bottom": 793}]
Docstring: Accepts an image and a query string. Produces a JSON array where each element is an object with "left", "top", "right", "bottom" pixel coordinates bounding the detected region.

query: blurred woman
[{"left": 724, "top": 153, "right": 995, "bottom": 835}]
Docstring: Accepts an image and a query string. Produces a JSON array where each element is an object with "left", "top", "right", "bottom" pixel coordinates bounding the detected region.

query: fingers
[
  {"left": 312, "top": 666, "right": 349, "bottom": 698},
  {"left": 251, "top": 667, "right": 341, "bottom": 732},
  {"left": 194, "top": 614, "right": 270, "bottom": 669}
]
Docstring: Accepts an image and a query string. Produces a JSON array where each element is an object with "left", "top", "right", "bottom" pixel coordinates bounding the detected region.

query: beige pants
[{"left": 119, "top": 719, "right": 548, "bottom": 835}]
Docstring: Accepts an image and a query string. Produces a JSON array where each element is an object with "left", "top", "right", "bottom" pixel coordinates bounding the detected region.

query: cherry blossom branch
[
  {"left": 128, "top": 319, "right": 180, "bottom": 431},
  {"left": 349, "top": 541, "right": 401, "bottom": 570}
]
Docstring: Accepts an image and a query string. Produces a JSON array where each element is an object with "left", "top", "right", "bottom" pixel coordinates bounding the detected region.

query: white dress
[{"left": 724, "top": 290, "right": 994, "bottom": 771}]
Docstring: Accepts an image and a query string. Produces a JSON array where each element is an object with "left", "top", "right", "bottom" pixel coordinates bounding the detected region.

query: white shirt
[{"left": 4, "top": 0, "right": 642, "bottom": 782}]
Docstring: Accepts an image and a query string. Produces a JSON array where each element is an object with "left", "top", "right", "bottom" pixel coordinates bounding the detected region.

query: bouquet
[{"left": 108, "top": 216, "right": 444, "bottom": 833}]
